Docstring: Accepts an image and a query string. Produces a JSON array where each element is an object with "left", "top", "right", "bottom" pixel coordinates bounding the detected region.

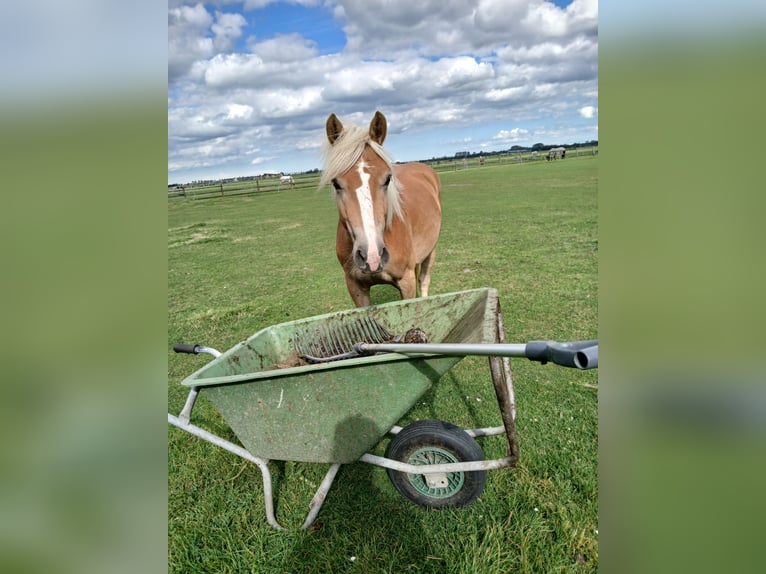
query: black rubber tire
[{"left": 385, "top": 419, "right": 487, "bottom": 508}]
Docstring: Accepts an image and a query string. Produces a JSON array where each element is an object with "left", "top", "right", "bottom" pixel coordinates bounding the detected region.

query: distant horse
[
  {"left": 320, "top": 111, "right": 442, "bottom": 307},
  {"left": 279, "top": 175, "right": 295, "bottom": 190},
  {"left": 546, "top": 147, "right": 566, "bottom": 161}
]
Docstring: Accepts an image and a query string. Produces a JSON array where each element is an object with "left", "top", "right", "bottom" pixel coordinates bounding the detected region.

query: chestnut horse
[{"left": 320, "top": 111, "right": 442, "bottom": 307}]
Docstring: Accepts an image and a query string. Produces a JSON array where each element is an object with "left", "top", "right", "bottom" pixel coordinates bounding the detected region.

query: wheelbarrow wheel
[{"left": 385, "top": 419, "right": 486, "bottom": 508}]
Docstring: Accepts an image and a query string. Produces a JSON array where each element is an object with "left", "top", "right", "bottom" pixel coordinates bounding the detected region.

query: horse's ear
[
  {"left": 369, "top": 111, "right": 387, "bottom": 145},
  {"left": 326, "top": 113, "right": 344, "bottom": 144}
]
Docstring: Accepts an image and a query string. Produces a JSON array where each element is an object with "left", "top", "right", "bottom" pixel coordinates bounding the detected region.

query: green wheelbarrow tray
[{"left": 177, "top": 288, "right": 506, "bottom": 464}]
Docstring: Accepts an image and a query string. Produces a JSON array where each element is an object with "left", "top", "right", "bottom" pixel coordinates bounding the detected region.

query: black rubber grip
[
  {"left": 525, "top": 341, "right": 552, "bottom": 364},
  {"left": 525, "top": 340, "right": 598, "bottom": 370},
  {"left": 173, "top": 343, "right": 200, "bottom": 354}
]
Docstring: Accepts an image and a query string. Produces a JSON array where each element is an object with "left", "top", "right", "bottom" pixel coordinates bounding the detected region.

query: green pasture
[{"left": 168, "top": 155, "right": 598, "bottom": 573}]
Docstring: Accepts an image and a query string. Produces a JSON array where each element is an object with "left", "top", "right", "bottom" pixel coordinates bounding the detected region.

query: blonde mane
[{"left": 320, "top": 122, "right": 403, "bottom": 228}]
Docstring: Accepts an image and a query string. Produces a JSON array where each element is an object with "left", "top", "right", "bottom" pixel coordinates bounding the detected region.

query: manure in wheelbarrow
[{"left": 275, "top": 352, "right": 310, "bottom": 369}]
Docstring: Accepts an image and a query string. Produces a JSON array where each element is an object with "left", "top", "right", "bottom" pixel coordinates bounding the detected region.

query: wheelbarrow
[{"left": 168, "top": 288, "right": 597, "bottom": 530}]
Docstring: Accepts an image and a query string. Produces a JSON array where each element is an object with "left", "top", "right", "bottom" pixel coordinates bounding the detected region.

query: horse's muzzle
[{"left": 354, "top": 244, "right": 389, "bottom": 273}]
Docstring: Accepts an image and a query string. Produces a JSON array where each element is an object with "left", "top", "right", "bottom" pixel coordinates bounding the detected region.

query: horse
[
  {"left": 279, "top": 174, "right": 295, "bottom": 190},
  {"left": 546, "top": 147, "right": 566, "bottom": 161},
  {"left": 320, "top": 111, "right": 442, "bottom": 307}
]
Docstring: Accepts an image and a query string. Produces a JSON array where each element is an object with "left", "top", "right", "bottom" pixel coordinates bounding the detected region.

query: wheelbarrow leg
[
  {"left": 168, "top": 413, "right": 286, "bottom": 530},
  {"left": 178, "top": 386, "right": 199, "bottom": 425},
  {"left": 258, "top": 462, "right": 283, "bottom": 531},
  {"left": 490, "top": 300, "right": 520, "bottom": 464},
  {"left": 301, "top": 463, "right": 342, "bottom": 530}
]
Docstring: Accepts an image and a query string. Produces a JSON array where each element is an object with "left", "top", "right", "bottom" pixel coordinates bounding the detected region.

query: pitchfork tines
[{"left": 294, "top": 315, "right": 393, "bottom": 363}]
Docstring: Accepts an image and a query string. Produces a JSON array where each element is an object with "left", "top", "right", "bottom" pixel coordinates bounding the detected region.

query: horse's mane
[{"left": 320, "top": 122, "right": 403, "bottom": 228}]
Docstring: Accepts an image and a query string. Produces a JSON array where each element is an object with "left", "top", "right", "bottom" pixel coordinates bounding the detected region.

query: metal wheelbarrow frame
[{"left": 168, "top": 288, "right": 594, "bottom": 530}]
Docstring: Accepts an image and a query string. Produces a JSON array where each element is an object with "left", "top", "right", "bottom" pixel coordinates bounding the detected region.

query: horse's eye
[
  {"left": 332, "top": 179, "right": 342, "bottom": 192},
  {"left": 382, "top": 174, "right": 392, "bottom": 188}
]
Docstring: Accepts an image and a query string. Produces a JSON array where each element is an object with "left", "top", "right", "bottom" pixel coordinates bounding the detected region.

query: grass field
[{"left": 168, "top": 155, "right": 598, "bottom": 573}]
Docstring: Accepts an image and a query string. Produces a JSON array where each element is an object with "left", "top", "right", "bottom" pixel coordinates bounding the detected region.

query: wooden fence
[
  {"left": 168, "top": 147, "right": 598, "bottom": 199},
  {"left": 168, "top": 174, "right": 321, "bottom": 200},
  {"left": 425, "top": 146, "right": 598, "bottom": 174}
]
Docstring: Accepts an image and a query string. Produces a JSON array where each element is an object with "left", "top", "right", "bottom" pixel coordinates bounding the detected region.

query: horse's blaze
[{"left": 353, "top": 160, "right": 387, "bottom": 273}]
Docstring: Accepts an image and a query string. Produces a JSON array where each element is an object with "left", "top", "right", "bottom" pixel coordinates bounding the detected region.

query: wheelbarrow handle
[
  {"left": 174, "top": 343, "right": 202, "bottom": 354},
  {"left": 351, "top": 340, "right": 598, "bottom": 370},
  {"left": 173, "top": 344, "right": 223, "bottom": 358},
  {"left": 525, "top": 340, "right": 598, "bottom": 370}
]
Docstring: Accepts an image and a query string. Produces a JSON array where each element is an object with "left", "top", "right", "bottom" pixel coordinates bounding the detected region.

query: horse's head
[{"left": 321, "top": 111, "right": 402, "bottom": 274}]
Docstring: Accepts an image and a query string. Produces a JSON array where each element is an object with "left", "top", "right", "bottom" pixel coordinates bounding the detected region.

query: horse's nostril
[
  {"left": 354, "top": 248, "right": 367, "bottom": 268},
  {"left": 380, "top": 246, "right": 390, "bottom": 266}
]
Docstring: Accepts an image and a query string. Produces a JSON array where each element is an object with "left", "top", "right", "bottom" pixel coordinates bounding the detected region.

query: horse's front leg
[
  {"left": 396, "top": 269, "right": 418, "bottom": 299},
  {"left": 345, "top": 275, "right": 371, "bottom": 307},
  {"left": 417, "top": 249, "right": 436, "bottom": 297}
]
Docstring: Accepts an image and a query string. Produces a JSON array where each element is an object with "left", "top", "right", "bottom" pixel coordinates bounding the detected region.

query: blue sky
[
  {"left": 241, "top": 3, "right": 345, "bottom": 54},
  {"left": 168, "top": 0, "right": 598, "bottom": 184}
]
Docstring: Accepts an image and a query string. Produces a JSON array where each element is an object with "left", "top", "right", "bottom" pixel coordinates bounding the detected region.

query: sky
[{"left": 168, "top": 0, "right": 599, "bottom": 184}]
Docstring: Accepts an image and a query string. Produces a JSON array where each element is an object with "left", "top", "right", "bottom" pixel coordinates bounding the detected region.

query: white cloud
[
  {"left": 211, "top": 11, "right": 247, "bottom": 50},
  {"left": 225, "top": 103, "right": 253, "bottom": 120},
  {"left": 485, "top": 86, "right": 529, "bottom": 103},
  {"left": 331, "top": 0, "right": 597, "bottom": 57},
  {"left": 431, "top": 57, "right": 495, "bottom": 88},
  {"left": 339, "top": 0, "right": 475, "bottom": 55},
  {"left": 579, "top": 105, "right": 597, "bottom": 118},
  {"left": 494, "top": 128, "right": 529, "bottom": 140},
  {"left": 249, "top": 33, "right": 319, "bottom": 62},
  {"left": 201, "top": 35, "right": 329, "bottom": 89},
  {"left": 203, "top": 53, "right": 264, "bottom": 87},
  {"left": 168, "top": 3, "right": 214, "bottom": 82},
  {"left": 168, "top": 4, "right": 247, "bottom": 82}
]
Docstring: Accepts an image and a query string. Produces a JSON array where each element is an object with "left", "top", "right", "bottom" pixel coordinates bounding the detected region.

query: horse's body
[
  {"left": 320, "top": 111, "right": 442, "bottom": 307},
  {"left": 546, "top": 147, "right": 566, "bottom": 161}
]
